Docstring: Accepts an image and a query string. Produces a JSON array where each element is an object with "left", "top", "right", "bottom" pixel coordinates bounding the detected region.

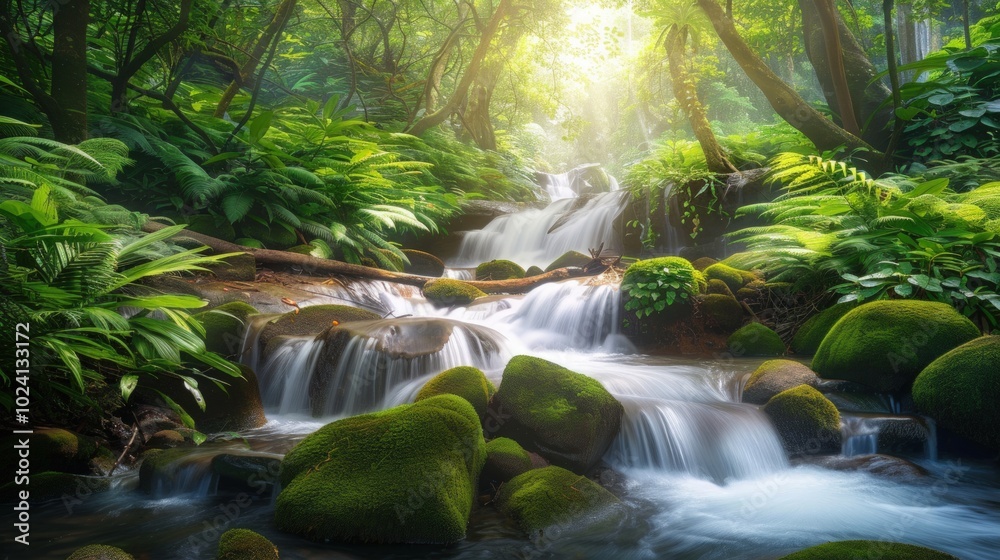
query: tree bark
[
  {"left": 882, "top": 0, "right": 904, "bottom": 161},
  {"left": 141, "top": 220, "right": 592, "bottom": 294},
  {"left": 666, "top": 27, "right": 737, "bottom": 174},
  {"left": 695, "top": 0, "right": 878, "bottom": 155},
  {"left": 811, "top": 0, "right": 860, "bottom": 136},
  {"left": 407, "top": 0, "right": 513, "bottom": 137},
  {"left": 799, "top": 0, "right": 892, "bottom": 148},
  {"left": 214, "top": 0, "right": 298, "bottom": 118},
  {"left": 50, "top": 0, "right": 90, "bottom": 143}
]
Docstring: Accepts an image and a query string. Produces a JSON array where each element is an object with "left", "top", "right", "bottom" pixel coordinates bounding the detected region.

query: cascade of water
[
  {"left": 841, "top": 416, "right": 879, "bottom": 457},
  {"left": 494, "top": 281, "right": 625, "bottom": 350},
  {"left": 452, "top": 191, "right": 629, "bottom": 268},
  {"left": 143, "top": 453, "right": 218, "bottom": 499},
  {"left": 608, "top": 398, "right": 788, "bottom": 482},
  {"left": 542, "top": 172, "right": 577, "bottom": 200},
  {"left": 256, "top": 336, "right": 325, "bottom": 414}
]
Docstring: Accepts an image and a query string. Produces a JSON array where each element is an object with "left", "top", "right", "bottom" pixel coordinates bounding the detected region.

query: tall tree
[{"left": 695, "top": 0, "right": 878, "bottom": 155}]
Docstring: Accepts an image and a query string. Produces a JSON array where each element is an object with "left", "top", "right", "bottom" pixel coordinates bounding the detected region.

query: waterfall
[
  {"left": 254, "top": 318, "right": 510, "bottom": 417},
  {"left": 451, "top": 191, "right": 629, "bottom": 268},
  {"left": 841, "top": 416, "right": 879, "bottom": 457},
  {"left": 542, "top": 172, "right": 577, "bottom": 200},
  {"left": 608, "top": 398, "right": 788, "bottom": 483}
]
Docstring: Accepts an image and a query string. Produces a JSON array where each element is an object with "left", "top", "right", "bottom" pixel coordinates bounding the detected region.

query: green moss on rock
[
  {"left": 483, "top": 437, "right": 533, "bottom": 483},
  {"left": 475, "top": 259, "right": 525, "bottom": 280},
  {"left": 743, "top": 360, "right": 819, "bottom": 405},
  {"left": 66, "top": 544, "right": 135, "bottom": 560},
  {"left": 912, "top": 336, "right": 1000, "bottom": 451},
  {"left": 778, "top": 540, "right": 959, "bottom": 560},
  {"left": 525, "top": 265, "right": 544, "bottom": 277},
  {"left": 416, "top": 366, "right": 496, "bottom": 419},
  {"left": 402, "top": 249, "right": 445, "bottom": 277},
  {"left": 217, "top": 528, "right": 279, "bottom": 560},
  {"left": 193, "top": 301, "right": 259, "bottom": 356},
  {"left": 495, "top": 466, "right": 620, "bottom": 534},
  {"left": 698, "top": 294, "right": 745, "bottom": 333},
  {"left": 704, "top": 263, "right": 750, "bottom": 293},
  {"left": 622, "top": 257, "right": 700, "bottom": 312},
  {"left": 423, "top": 279, "right": 487, "bottom": 307},
  {"left": 690, "top": 257, "right": 718, "bottom": 271},
  {"left": 492, "top": 355, "right": 623, "bottom": 472},
  {"left": 2, "top": 471, "right": 111, "bottom": 503},
  {"left": 811, "top": 300, "right": 980, "bottom": 392},
  {"left": 707, "top": 278, "right": 734, "bottom": 297},
  {"left": 790, "top": 302, "right": 858, "bottom": 356},
  {"left": 763, "top": 385, "right": 841, "bottom": 456},
  {"left": 275, "top": 395, "right": 486, "bottom": 544},
  {"left": 728, "top": 323, "right": 785, "bottom": 357},
  {"left": 545, "top": 250, "right": 592, "bottom": 272}
]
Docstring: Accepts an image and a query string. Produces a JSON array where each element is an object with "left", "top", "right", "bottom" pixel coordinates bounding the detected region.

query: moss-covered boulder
[
  {"left": 423, "top": 278, "right": 487, "bottom": 307},
  {"left": 402, "top": 249, "right": 445, "bottom": 277},
  {"left": 912, "top": 336, "right": 1000, "bottom": 451},
  {"left": 482, "top": 437, "right": 533, "bottom": 484},
  {"left": 495, "top": 466, "right": 620, "bottom": 534},
  {"left": 212, "top": 453, "right": 282, "bottom": 494},
  {"left": 622, "top": 257, "right": 700, "bottom": 314},
  {"left": 690, "top": 257, "right": 718, "bottom": 271},
  {"left": 778, "top": 541, "right": 959, "bottom": 560},
  {"left": 790, "top": 302, "right": 858, "bottom": 355},
  {"left": 763, "top": 385, "right": 841, "bottom": 456},
  {"left": 66, "top": 544, "right": 135, "bottom": 560},
  {"left": 193, "top": 301, "right": 259, "bottom": 357},
  {"left": 7, "top": 428, "right": 112, "bottom": 475},
  {"left": 217, "top": 529, "right": 279, "bottom": 560},
  {"left": 491, "top": 356, "right": 623, "bottom": 473},
  {"left": 275, "top": 395, "right": 486, "bottom": 544},
  {"left": 704, "top": 263, "right": 753, "bottom": 293},
  {"left": 743, "top": 360, "right": 819, "bottom": 405},
  {"left": 544, "top": 250, "right": 592, "bottom": 272},
  {"left": 811, "top": 300, "right": 980, "bottom": 393},
  {"left": 698, "top": 294, "right": 745, "bottom": 333},
  {"left": 706, "top": 278, "right": 734, "bottom": 297},
  {"left": 525, "top": 265, "right": 544, "bottom": 277},
  {"left": 146, "top": 430, "right": 187, "bottom": 449},
  {"left": 727, "top": 323, "right": 785, "bottom": 357},
  {"left": 415, "top": 366, "right": 496, "bottom": 419},
  {"left": 258, "top": 304, "right": 380, "bottom": 354},
  {"left": 475, "top": 259, "right": 525, "bottom": 280}
]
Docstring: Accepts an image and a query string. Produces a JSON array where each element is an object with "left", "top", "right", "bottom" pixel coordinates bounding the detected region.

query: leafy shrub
[{"left": 621, "top": 257, "right": 699, "bottom": 317}]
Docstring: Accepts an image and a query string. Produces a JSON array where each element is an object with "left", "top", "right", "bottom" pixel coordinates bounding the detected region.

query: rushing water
[{"left": 16, "top": 168, "right": 1000, "bottom": 560}]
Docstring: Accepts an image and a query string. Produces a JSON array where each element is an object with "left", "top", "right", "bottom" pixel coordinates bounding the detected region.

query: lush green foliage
[
  {"left": 622, "top": 257, "right": 700, "bottom": 317},
  {"left": 731, "top": 153, "right": 1000, "bottom": 327}
]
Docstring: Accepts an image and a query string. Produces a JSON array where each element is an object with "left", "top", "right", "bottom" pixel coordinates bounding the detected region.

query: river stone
[
  {"left": 743, "top": 360, "right": 820, "bottom": 405},
  {"left": 217, "top": 528, "right": 279, "bottom": 560},
  {"left": 423, "top": 278, "right": 487, "bottom": 307},
  {"left": 257, "top": 304, "right": 381, "bottom": 355},
  {"left": 402, "top": 249, "right": 445, "bottom": 277},
  {"left": 790, "top": 302, "right": 858, "bottom": 355},
  {"left": 491, "top": 355, "right": 623, "bottom": 473},
  {"left": 763, "top": 385, "right": 841, "bottom": 456},
  {"left": 275, "top": 395, "right": 486, "bottom": 544},
  {"left": 2, "top": 428, "right": 113, "bottom": 475},
  {"left": 811, "top": 300, "right": 980, "bottom": 393},
  {"left": 212, "top": 453, "right": 282, "bottom": 494},
  {"left": 66, "top": 544, "right": 135, "bottom": 560},
  {"left": 778, "top": 540, "right": 958, "bottom": 560},
  {"left": 544, "top": 250, "right": 592, "bottom": 272},
  {"left": 482, "top": 437, "right": 534, "bottom": 485},
  {"left": 495, "top": 466, "right": 621, "bottom": 535},
  {"left": 727, "top": 323, "right": 785, "bottom": 357},
  {"left": 801, "top": 454, "right": 929, "bottom": 483},
  {"left": 699, "top": 294, "right": 745, "bottom": 333},
  {"left": 146, "top": 430, "right": 187, "bottom": 449}
]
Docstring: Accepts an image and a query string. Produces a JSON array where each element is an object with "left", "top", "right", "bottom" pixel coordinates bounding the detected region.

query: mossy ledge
[{"left": 423, "top": 278, "right": 487, "bottom": 307}]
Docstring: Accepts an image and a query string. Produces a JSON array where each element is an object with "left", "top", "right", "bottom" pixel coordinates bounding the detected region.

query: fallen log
[{"left": 142, "top": 220, "right": 595, "bottom": 294}]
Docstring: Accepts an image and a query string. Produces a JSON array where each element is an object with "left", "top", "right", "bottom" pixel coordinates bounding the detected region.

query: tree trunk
[
  {"left": 799, "top": 0, "right": 892, "bottom": 148},
  {"left": 695, "top": 0, "right": 878, "bottom": 156},
  {"left": 50, "top": 0, "right": 90, "bottom": 143},
  {"left": 407, "top": 0, "right": 513, "bottom": 137},
  {"left": 883, "top": 0, "right": 903, "bottom": 162},
  {"left": 214, "top": 0, "right": 298, "bottom": 118},
  {"left": 811, "top": 0, "right": 860, "bottom": 135},
  {"left": 666, "top": 28, "right": 737, "bottom": 174},
  {"left": 896, "top": 2, "right": 917, "bottom": 81},
  {"left": 140, "top": 220, "right": 592, "bottom": 294},
  {"left": 961, "top": 0, "right": 972, "bottom": 50}
]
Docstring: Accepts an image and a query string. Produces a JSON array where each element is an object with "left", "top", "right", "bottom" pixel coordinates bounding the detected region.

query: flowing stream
[{"left": 19, "top": 168, "right": 1000, "bottom": 560}]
